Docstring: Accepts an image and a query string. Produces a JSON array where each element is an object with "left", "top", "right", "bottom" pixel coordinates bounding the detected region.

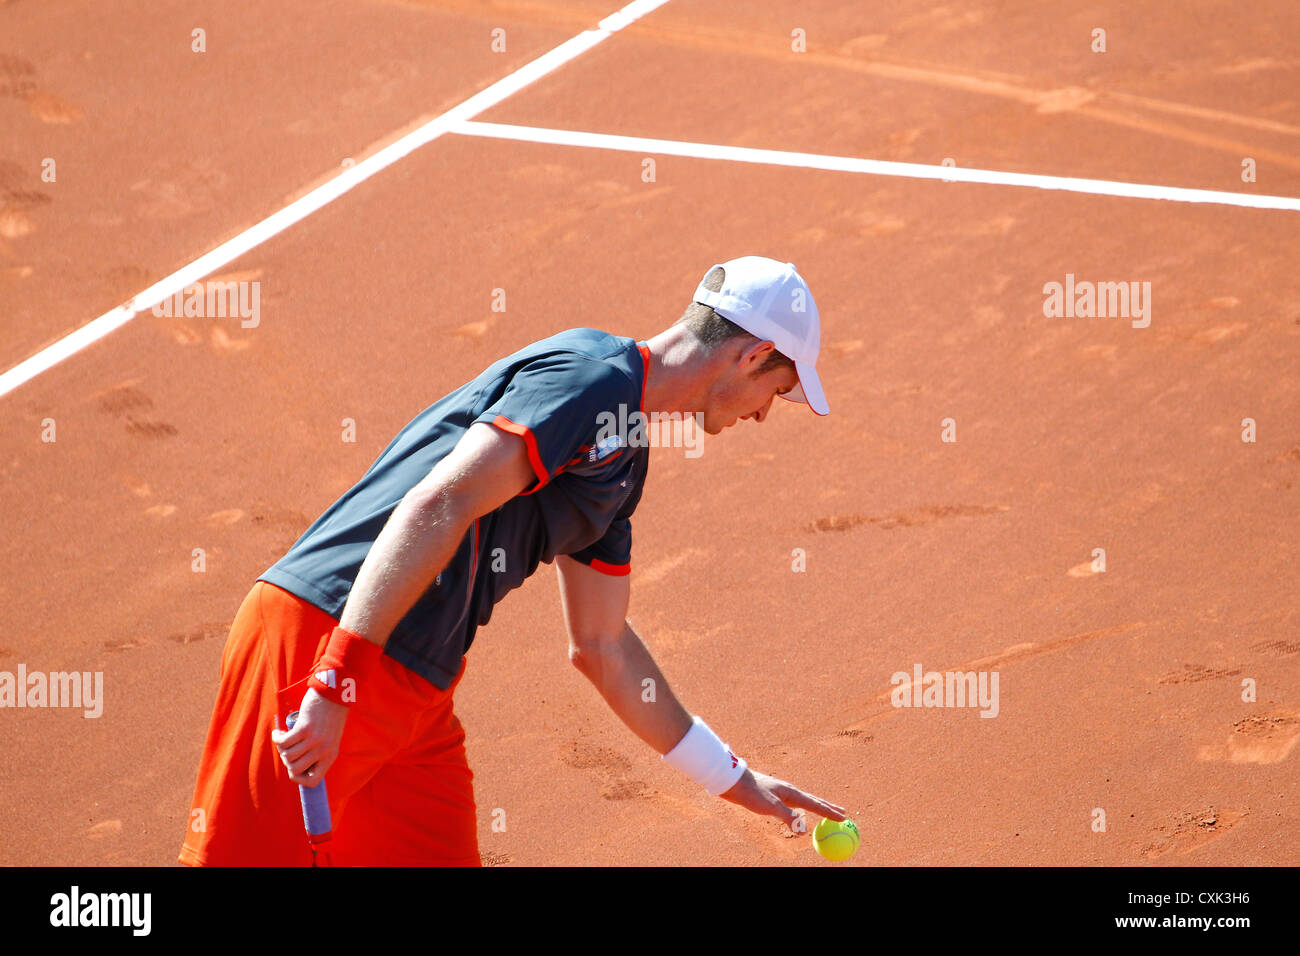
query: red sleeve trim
[
  {"left": 588, "top": 558, "right": 631, "bottom": 577},
  {"left": 638, "top": 343, "right": 651, "bottom": 413},
  {"left": 491, "top": 415, "right": 549, "bottom": 489}
]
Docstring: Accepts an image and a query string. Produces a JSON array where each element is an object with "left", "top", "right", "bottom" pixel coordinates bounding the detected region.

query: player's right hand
[
  {"left": 719, "top": 767, "right": 847, "bottom": 833},
  {"left": 270, "top": 687, "right": 349, "bottom": 786}
]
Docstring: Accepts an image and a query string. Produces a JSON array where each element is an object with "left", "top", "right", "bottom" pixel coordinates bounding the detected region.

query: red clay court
[{"left": 1, "top": 0, "right": 1298, "bottom": 866}]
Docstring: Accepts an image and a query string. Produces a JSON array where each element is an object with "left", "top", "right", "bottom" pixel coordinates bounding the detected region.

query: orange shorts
[{"left": 179, "top": 581, "right": 480, "bottom": 866}]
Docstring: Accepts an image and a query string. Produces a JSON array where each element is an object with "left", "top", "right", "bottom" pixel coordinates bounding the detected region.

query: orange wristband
[{"left": 308, "top": 625, "right": 383, "bottom": 706}]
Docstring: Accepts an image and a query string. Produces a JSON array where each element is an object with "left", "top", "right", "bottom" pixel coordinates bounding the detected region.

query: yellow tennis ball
[{"left": 812, "top": 817, "right": 860, "bottom": 862}]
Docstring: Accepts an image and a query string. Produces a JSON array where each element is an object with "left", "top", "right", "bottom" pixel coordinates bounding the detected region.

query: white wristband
[{"left": 662, "top": 716, "right": 748, "bottom": 796}]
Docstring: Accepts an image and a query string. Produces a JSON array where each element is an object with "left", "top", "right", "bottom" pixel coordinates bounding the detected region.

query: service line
[{"left": 452, "top": 120, "right": 1300, "bottom": 212}]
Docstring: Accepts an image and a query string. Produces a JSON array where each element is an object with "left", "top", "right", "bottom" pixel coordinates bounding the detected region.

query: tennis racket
[{"left": 285, "top": 710, "right": 333, "bottom": 866}]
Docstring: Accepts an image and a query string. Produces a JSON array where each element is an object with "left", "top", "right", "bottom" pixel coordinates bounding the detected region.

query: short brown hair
[{"left": 676, "top": 266, "right": 796, "bottom": 375}]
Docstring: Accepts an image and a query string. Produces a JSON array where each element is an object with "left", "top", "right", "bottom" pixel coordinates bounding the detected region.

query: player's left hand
[
  {"left": 270, "top": 687, "right": 349, "bottom": 786},
  {"left": 719, "top": 767, "right": 848, "bottom": 833}
]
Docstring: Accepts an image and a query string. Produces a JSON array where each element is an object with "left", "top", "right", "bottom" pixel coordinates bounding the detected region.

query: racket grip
[{"left": 285, "top": 711, "right": 333, "bottom": 842}]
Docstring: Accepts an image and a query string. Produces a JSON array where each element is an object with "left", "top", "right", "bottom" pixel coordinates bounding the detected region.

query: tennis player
[{"left": 180, "top": 255, "right": 846, "bottom": 865}]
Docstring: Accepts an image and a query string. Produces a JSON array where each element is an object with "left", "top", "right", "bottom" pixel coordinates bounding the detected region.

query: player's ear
[{"left": 740, "top": 338, "right": 775, "bottom": 371}]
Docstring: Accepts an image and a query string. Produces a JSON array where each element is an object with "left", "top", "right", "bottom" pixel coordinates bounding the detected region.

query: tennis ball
[{"left": 812, "top": 816, "right": 860, "bottom": 862}]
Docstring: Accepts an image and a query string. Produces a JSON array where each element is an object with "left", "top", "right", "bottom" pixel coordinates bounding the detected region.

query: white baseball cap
[{"left": 692, "top": 256, "right": 828, "bottom": 416}]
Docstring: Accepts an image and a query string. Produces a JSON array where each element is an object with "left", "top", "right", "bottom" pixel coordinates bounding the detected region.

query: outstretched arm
[{"left": 555, "top": 555, "right": 847, "bottom": 832}]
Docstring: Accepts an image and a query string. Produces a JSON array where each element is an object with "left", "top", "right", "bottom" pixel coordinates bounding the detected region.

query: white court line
[
  {"left": 0, "top": 0, "right": 673, "bottom": 399},
  {"left": 452, "top": 120, "right": 1300, "bottom": 212}
]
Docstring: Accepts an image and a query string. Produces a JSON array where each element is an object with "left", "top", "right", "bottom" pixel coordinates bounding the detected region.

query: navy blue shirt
[{"left": 262, "top": 328, "right": 651, "bottom": 689}]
